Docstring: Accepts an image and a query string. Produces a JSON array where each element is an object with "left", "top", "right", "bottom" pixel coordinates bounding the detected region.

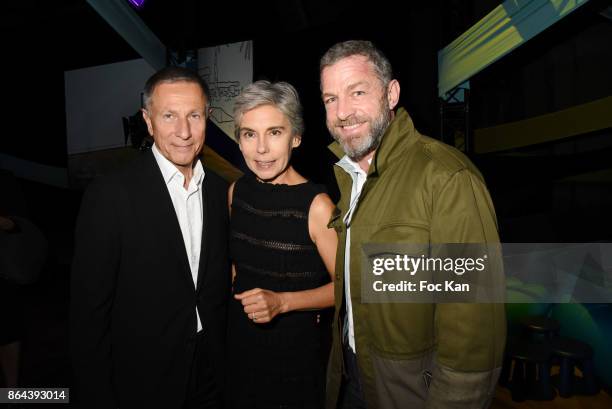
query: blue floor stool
[
  {"left": 519, "top": 315, "right": 560, "bottom": 342},
  {"left": 550, "top": 336, "right": 599, "bottom": 397},
  {"left": 504, "top": 337, "right": 555, "bottom": 401}
]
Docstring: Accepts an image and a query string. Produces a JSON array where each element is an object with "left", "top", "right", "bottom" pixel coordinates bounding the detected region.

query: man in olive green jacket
[{"left": 320, "top": 40, "right": 506, "bottom": 409}]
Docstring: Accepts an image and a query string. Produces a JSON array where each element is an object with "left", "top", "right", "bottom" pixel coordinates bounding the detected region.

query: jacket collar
[{"left": 328, "top": 108, "right": 419, "bottom": 176}]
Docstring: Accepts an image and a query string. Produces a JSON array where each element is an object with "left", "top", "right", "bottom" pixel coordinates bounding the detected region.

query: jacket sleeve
[
  {"left": 427, "top": 169, "right": 506, "bottom": 409},
  {"left": 70, "top": 179, "right": 121, "bottom": 409}
]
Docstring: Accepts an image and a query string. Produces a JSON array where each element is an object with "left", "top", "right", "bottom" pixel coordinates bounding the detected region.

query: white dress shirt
[
  {"left": 152, "top": 144, "right": 205, "bottom": 332},
  {"left": 336, "top": 155, "right": 370, "bottom": 353}
]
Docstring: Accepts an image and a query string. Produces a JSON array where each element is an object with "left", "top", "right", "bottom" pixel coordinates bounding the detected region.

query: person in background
[
  {"left": 0, "top": 171, "right": 47, "bottom": 390},
  {"left": 0, "top": 214, "right": 25, "bottom": 390}
]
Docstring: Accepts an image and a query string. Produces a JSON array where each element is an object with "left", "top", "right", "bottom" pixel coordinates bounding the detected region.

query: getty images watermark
[
  {"left": 360, "top": 243, "right": 612, "bottom": 303},
  {"left": 371, "top": 253, "right": 489, "bottom": 292}
]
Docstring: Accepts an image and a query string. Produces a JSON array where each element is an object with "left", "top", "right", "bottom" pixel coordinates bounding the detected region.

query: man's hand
[{"left": 234, "top": 288, "right": 287, "bottom": 324}]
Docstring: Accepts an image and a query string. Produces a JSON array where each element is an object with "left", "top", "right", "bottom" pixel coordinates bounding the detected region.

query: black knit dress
[{"left": 227, "top": 174, "right": 331, "bottom": 409}]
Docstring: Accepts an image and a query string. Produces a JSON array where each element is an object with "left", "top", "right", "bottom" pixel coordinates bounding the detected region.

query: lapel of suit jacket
[
  {"left": 196, "top": 172, "right": 210, "bottom": 291},
  {"left": 142, "top": 151, "right": 194, "bottom": 289}
]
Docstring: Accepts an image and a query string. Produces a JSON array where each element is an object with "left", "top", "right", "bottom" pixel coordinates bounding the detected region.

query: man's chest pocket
[{"left": 368, "top": 220, "right": 430, "bottom": 244}]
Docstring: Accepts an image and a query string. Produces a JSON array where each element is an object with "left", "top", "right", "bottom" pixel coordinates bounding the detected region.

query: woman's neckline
[{"left": 247, "top": 173, "right": 311, "bottom": 190}]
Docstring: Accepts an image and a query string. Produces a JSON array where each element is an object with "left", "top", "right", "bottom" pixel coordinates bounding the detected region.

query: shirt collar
[
  {"left": 336, "top": 155, "right": 370, "bottom": 177},
  {"left": 152, "top": 143, "right": 205, "bottom": 186},
  {"left": 193, "top": 162, "right": 205, "bottom": 186}
]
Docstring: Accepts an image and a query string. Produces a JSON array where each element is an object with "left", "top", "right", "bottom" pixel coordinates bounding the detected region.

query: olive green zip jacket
[{"left": 326, "top": 108, "right": 506, "bottom": 409}]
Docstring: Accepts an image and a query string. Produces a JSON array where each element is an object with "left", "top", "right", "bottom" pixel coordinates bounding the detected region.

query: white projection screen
[{"left": 65, "top": 58, "right": 155, "bottom": 154}]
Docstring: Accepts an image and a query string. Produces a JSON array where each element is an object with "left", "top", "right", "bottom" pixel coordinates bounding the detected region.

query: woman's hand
[{"left": 234, "top": 288, "right": 287, "bottom": 324}]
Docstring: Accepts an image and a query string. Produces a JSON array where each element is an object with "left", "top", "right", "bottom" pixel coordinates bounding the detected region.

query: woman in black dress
[{"left": 227, "top": 81, "right": 337, "bottom": 408}]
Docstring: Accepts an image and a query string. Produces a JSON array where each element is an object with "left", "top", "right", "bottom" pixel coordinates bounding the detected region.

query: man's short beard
[{"left": 330, "top": 96, "right": 393, "bottom": 162}]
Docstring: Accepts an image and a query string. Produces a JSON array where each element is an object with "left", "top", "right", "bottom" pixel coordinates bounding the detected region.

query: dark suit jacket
[{"left": 70, "top": 150, "right": 230, "bottom": 409}]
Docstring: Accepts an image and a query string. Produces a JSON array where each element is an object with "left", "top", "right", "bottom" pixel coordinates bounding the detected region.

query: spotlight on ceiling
[{"left": 128, "top": 0, "right": 146, "bottom": 10}]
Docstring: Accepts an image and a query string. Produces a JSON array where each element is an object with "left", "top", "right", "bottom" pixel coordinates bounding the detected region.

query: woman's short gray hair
[
  {"left": 320, "top": 40, "right": 393, "bottom": 87},
  {"left": 233, "top": 80, "right": 304, "bottom": 139}
]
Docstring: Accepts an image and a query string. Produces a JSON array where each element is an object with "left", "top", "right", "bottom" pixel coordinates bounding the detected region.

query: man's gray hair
[
  {"left": 143, "top": 66, "right": 210, "bottom": 114},
  {"left": 320, "top": 40, "right": 393, "bottom": 87},
  {"left": 233, "top": 80, "right": 305, "bottom": 139}
]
